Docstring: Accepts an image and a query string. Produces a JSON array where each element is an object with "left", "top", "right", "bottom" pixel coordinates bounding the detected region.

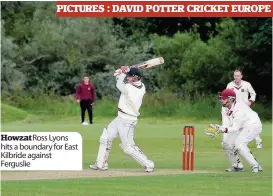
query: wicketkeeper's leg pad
[
  {"left": 120, "top": 143, "right": 154, "bottom": 168},
  {"left": 222, "top": 141, "right": 243, "bottom": 168}
]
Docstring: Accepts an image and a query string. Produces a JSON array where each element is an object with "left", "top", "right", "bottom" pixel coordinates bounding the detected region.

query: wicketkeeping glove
[
  {"left": 213, "top": 124, "right": 228, "bottom": 133},
  {"left": 204, "top": 124, "right": 220, "bottom": 138}
]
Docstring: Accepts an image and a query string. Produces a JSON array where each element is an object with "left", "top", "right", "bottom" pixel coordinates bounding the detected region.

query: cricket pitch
[{"left": 1, "top": 169, "right": 215, "bottom": 181}]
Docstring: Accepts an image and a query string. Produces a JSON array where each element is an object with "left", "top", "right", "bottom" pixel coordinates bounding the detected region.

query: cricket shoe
[
  {"left": 252, "top": 165, "right": 263, "bottom": 173},
  {"left": 144, "top": 167, "right": 154, "bottom": 172},
  {"left": 226, "top": 167, "right": 244, "bottom": 172},
  {"left": 90, "top": 162, "right": 108, "bottom": 171},
  {"left": 82, "top": 122, "right": 89, "bottom": 126},
  {"left": 144, "top": 160, "right": 155, "bottom": 172},
  {"left": 256, "top": 143, "right": 263, "bottom": 149}
]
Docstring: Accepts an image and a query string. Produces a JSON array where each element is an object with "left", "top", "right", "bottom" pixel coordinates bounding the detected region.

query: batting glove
[
  {"left": 120, "top": 66, "right": 130, "bottom": 73},
  {"left": 114, "top": 69, "right": 122, "bottom": 76}
]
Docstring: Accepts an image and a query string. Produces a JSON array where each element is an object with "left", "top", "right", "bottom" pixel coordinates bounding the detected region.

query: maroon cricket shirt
[{"left": 75, "top": 82, "right": 96, "bottom": 103}]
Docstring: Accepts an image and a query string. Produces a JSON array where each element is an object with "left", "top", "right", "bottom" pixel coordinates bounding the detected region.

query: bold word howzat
[{"left": 1, "top": 134, "right": 32, "bottom": 141}]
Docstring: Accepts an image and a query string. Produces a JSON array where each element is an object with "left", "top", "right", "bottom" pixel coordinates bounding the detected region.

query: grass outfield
[{"left": 1, "top": 119, "right": 272, "bottom": 196}]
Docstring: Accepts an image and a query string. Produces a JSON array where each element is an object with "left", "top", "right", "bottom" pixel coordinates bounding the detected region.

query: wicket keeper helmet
[
  {"left": 126, "top": 67, "right": 143, "bottom": 80},
  {"left": 219, "top": 89, "right": 236, "bottom": 101}
]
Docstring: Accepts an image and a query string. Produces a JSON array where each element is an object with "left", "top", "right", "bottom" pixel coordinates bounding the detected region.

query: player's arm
[
  {"left": 116, "top": 73, "right": 127, "bottom": 94},
  {"left": 247, "top": 82, "right": 256, "bottom": 105},
  {"left": 221, "top": 107, "right": 229, "bottom": 127},
  {"left": 75, "top": 85, "right": 81, "bottom": 102},
  {"left": 115, "top": 66, "right": 130, "bottom": 94},
  {"left": 90, "top": 84, "right": 96, "bottom": 104}
]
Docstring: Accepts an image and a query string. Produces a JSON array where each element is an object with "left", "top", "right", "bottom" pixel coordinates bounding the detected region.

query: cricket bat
[
  {"left": 114, "top": 57, "right": 164, "bottom": 76},
  {"left": 130, "top": 57, "right": 164, "bottom": 70}
]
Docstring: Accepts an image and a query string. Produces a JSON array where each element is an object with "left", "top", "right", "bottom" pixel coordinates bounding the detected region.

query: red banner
[{"left": 56, "top": 1, "right": 273, "bottom": 17}]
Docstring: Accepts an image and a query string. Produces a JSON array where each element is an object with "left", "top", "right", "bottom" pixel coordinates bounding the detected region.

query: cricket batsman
[
  {"left": 90, "top": 66, "right": 154, "bottom": 172},
  {"left": 207, "top": 89, "right": 263, "bottom": 173},
  {"left": 225, "top": 70, "right": 262, "bottom": 148}
]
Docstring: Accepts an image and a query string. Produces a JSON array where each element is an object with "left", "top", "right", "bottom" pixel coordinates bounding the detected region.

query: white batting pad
[
  {"left": 95, "top": 129, "right": 110, "bottom": 168},
  {"left": 120, "top": 143, "right": 154, "bottom": 168},
  {"left": 221, "top": 132, "right": 243, "bottom": 167}
]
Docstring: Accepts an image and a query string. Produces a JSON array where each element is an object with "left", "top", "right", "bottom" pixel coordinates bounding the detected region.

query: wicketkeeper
[
  {"left": 225, "top": 70, "right": 262, "bottom": 148},
  {"left": 90, "top": 66, "right": 154, "bottom": 172},
  {"left": 206, "top": 89, "right": 263, "bottom": 173}
]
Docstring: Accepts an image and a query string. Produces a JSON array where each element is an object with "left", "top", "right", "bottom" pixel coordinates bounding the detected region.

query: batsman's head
[
  {"left": 219, "top": 89, "right": 236, "bottom": 108},
  {"left": 126, "top": 68, "right": 143, "bottom": 83}
]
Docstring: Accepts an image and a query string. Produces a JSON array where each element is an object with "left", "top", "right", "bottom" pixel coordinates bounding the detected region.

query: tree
[{"left": 216, "top": 18, "right": 272, "bottom": 101}]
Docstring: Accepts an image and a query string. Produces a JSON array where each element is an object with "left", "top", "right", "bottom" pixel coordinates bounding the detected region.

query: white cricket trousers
[
  {"left": 95, "top": 116, "right": 154, "bottom": 169},
  {"left": 104, "top": 116, "right": 137, "bottom": 145},
  {"left": 222, "top": 124, "right": 262, "bottom": 167}
]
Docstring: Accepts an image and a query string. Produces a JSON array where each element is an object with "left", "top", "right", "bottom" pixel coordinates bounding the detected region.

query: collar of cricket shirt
[
  {"left": 131, "top": 81, "right": 143, "bottom": 89},
  {"left": 233, "top": 80, "right": 245, "bottom": 89}
]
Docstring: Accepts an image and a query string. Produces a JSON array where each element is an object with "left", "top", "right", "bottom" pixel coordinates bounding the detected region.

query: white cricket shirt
[
  {"left": 226, "top": 80, "right": 256, "bottom": 105},
  {"left": 225, "top": 101, "right": 262, "bottom": 133},
  {"left": 115, "top": 73, "right": 146, "bottom": 120}
]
